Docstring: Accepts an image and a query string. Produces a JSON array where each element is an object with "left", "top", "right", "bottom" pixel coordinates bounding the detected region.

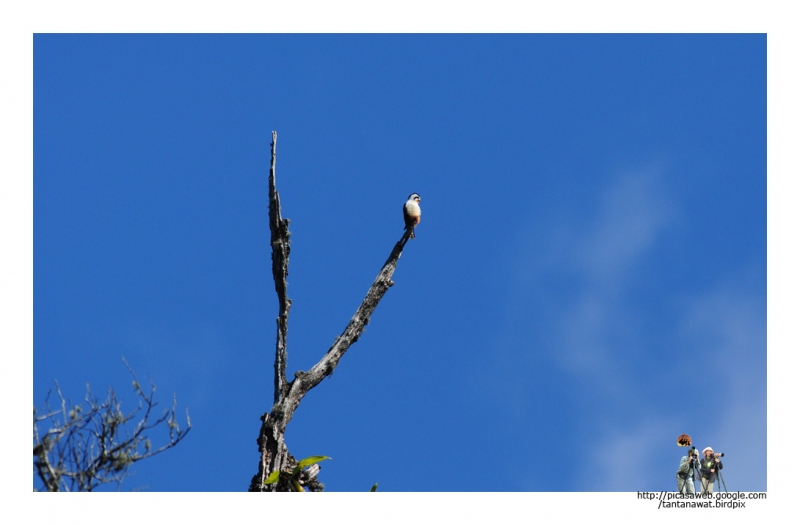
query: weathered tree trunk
[{"left": 249, "top": 132, "right": 413, "bottom": 492}]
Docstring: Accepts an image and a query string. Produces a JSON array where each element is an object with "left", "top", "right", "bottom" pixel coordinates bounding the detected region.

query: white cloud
[
  {"left": 582, "top": 284, "right": 766, "bottom": 491},
  {"left": 674, "top": 286, "right": 767, "bottom": 491},
  {"left": 545, "top": 168, "right": 677, "bottom": 381},
  {"left": 499, "top": 165, "right": 765, "bottom": 491},
  {"left": 576, "top": 170, "right": 678, "bottom": 283},
  {"left": 510, "top": 167, "right": 677, "bottom": 289}
]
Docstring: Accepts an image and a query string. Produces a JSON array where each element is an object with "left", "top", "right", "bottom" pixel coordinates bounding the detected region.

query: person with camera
[
  {"left": 698, "top": 447, "right": 723, "bottom": 495},
  {"left": 676, "top": 447, "right": 698, "bottom": 494}
]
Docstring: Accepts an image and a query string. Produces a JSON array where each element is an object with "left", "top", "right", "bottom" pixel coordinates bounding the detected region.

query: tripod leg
[{"left": 718, "top": 472, "right": 727, "bottom": 493}]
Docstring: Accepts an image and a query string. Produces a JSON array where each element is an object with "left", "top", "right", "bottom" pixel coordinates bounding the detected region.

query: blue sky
[{"left": 33, "top": 34, "right": 766, "bottom": 492}]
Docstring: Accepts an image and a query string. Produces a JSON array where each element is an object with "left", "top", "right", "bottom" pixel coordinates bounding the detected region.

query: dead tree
[
  {"left": 249, "top": 132, "right": 415, "bottom": 492},
  {"left": 33, "top": 359, "right": 191, "bottom": 491}
]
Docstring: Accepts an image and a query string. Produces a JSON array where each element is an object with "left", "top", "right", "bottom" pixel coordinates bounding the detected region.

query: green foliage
[
  {"left": 264, "top": 470, "right": 280, "bottom": 485},
  {"left": 370, "top": 483, "right": 378, "bottom": 492},
  {"left": 292, "top": 455, "right": 331, "bottom": 475},
  {"left": 264, "top": 455, "right": 331, "bottom": 491}
]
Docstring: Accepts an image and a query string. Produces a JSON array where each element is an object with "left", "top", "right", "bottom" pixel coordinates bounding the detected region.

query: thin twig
[{"left": 33, "top": 362, "right": 191, "bottom": 491}]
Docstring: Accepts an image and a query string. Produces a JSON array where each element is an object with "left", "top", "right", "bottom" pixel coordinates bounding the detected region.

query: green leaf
[
  {"left": 264, "top": 470, "right": 280, "bottom": 485},
  {"left": 292, "top": 480, "right": 305, "bottom": 492},
  {"left": 370, "top": 483, "right": 378, "bottom": 492},
  {"left": 292, "top": 455, "right": 332, "bottom": 475}
]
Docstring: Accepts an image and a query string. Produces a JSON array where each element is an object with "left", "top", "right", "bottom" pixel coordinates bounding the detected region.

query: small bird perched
[{"left": 403, "top": 193, "right": 421, "bottom": 239}]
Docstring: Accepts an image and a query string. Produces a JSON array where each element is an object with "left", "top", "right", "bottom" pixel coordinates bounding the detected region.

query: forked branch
[
  {"left": 280, "top": 229, "right": 411, "bottom": 428},
  {"left": 252, "top": 131, "right": 414, "bottom": 491}
]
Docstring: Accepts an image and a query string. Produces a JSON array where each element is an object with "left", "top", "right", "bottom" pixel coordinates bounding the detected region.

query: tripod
[
  {"left": 677, "top": 473, "right": 695, "bottom": 494},
  {"left": 693, "top": 462, "right": 701, "bottom": 493},
  {"left": 716, "top": 467, "right": 728, "bottom": 493}
]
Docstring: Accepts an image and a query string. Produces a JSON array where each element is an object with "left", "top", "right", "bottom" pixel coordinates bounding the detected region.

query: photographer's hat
[{"left": 702, "top": 447, "right": 714, "bottom": 454}]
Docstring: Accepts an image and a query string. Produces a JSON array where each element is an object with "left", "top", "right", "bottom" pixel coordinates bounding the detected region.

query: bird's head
[{"left": 408, "top": 193, "right": 421, "bottom": 203}]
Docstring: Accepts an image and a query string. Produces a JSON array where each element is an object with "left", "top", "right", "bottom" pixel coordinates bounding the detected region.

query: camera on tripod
[{"left": 686, "top": 446, "right": 700, "bottom": 467}]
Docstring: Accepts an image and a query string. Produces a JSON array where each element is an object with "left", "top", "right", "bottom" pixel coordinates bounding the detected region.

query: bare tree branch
[
  {"left": 33, "top": 360, "right": 191, "bottom": 491},
  {"left": 268, "top": 131, "right": 291, "bottom": 404},
  {"left": 280, "top": 229, "right": 411, "bottom": 429},
  {"left": 251, "top": 131, "right": 414, "bottom": 491}
]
